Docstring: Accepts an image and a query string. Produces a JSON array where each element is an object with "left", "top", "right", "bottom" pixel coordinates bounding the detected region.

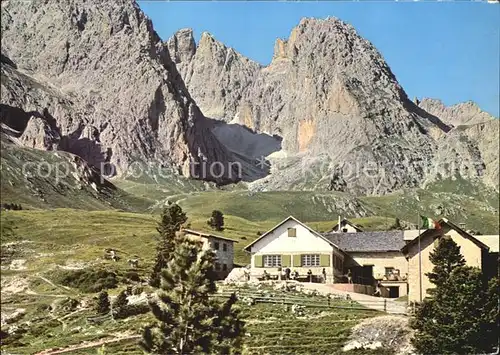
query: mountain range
[{"left": 1, "top": 0, "right": 498, "bottom": 201}]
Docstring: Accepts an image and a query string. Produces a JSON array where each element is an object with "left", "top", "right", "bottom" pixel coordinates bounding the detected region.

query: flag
[{"left": 420, "top": 215, "right": 440, "bottom": 229}]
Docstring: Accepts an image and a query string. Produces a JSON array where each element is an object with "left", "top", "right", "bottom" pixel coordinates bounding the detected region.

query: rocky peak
[
  {"left": 167, "top": 28, "right": 196, "bottom": 65},
  {"left": 171, "top": 16, "right": 498, "bottom": 194},
  {"left": 1, "top": 0, "right": 238, "bottom": 183},
  {"left": 419, "top": 98, "right": 495, "bottom": 127},
  {"left": 167, "top": 30, "right": 261, "bottom": 120}
]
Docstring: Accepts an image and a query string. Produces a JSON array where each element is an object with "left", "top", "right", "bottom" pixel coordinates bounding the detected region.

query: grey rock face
[
  {"left": 167, "top": 30, "right": 261, "bottom": 121},
  {"left": 1, "top": 0, "right": 237, "bottom": 182},
  {"left": 431, "top": 120, "right": 499, "bottom": 190},
  {"left": 173, "top": 17, "right": 498, "bottom": 194},
  {"left": 19, "top": 116, "right": 61, "bottom": 151},
  {"left": 419, "top": 98, "right": 495, "bottom": 127}
]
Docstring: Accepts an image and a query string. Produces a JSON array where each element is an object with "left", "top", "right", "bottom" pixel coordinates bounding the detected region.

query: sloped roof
[
  {"left": 400, "top": 218, "right": 490, "bottom": 254},
  {"left": 243, "top": 216, "right": 341, "bottom": 252},
  {"left": 322, "top": 231, "right": 405, "bottom": 252},
  {"left": 330, "top": 218, "right": 364, "bottom": 232},
  {"left": 472, "top": 235, "right": 499, "bottom": 253},
  {"left": 182, "top": 229, "right": 238, "bottom": 243}
]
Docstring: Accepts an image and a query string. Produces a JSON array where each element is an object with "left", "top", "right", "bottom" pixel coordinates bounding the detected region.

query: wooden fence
[{"left": 212, "top": 291, "right": 389, "bottom": 312}]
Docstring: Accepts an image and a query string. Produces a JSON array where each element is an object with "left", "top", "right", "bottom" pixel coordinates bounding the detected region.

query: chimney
[{"left": 459, "top": 222, "right": 466, "bottom": 230}]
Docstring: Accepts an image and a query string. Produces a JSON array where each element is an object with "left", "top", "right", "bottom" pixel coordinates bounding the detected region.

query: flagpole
[{"left": 418, "top": 214, "right": 422, "bottom": 302}]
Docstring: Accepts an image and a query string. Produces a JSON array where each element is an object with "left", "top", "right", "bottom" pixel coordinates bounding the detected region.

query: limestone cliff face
[
  {"left": 419, "top": 98, "right": 495, "bottom": 127},
  {"left": 418, "top": 99, "right": 499, "bottom": 190},
  {"left": 1, "top": 0, "right": 237, "bottom": 182},
  {"left": 172, "top": 18, "right": 443, "bottom": 194},
  {"left": 2, "top": 2, "right": 497, "bottom": 194},
  {"left": 171, "top": 17, "right": 498, "bottom": 194},
  {"left": 167, "top": 29, "right": 261, "bottom": 121}
]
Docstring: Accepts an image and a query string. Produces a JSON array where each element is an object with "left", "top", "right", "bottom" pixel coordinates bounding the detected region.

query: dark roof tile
[{"left": 321, "top": 231, "right": 405, "bottom": 252}]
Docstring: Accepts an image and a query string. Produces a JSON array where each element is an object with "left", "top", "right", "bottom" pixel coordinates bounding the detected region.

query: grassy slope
[
  {"left": 1, "top": 281, "right": 385, "bottom": 354},
  {"left": 1, "top": 206, "right": 406, "bottom": 271},
  {"left": 1, "top": 143, "right": 151, "bottom": 212}
]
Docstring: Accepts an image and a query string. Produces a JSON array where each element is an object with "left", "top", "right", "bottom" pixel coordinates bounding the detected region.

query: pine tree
[
  {"left": 389, "top": 218, "right": 403, "bottom": 230},
  {"left": 95, "top": 291, "right": 110, "bottom": 315},
  {"left": 207, "top": 210, "right": 224, "bottom": 231},
  {"left": 426, "top": 236, "right": 466, "bottom": 288},
  {"left": 140, "top": 233, "right": 244, "bottom": 354},
  {"left": 150, "top": 202, "right": 188, "bottom": 288},
  {"left": 113, "top": 290, "right": 129, "bottom": 318},
  {"left": 411, "top": 266, "right": 498, "bottom": 354}
]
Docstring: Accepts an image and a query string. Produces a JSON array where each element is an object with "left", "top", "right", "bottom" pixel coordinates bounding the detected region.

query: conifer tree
[
  {"left": 389, "top": 218, "right": 403, "bottom": 230},
  {"left": 150, "top": 202, "right": 187, "bottom": 287},
  {"left": 140, "top": 233, "right": 244, "bottom": 354},
  {"left": 411, "top": 237, "right": 498, "bottom": 354},
  {"left": 412, "top": 267, "right": 498, "bottom": 354},
  {"left": 426, "top": 236, "right": 466, "bottom": 287},
  {"left": 113, "top": 290, "right": 129, "bottom": 319},
  {"left": 95, "top": 291, "right": 110, "bottom": 315},
  {"left": 208, "top": 210, "right": 224, "bottom": 231}
]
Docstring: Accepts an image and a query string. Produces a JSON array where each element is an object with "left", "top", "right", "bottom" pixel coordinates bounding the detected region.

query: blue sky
[{"left": 139, "top": 1, "right": 499, "bottom": 117}]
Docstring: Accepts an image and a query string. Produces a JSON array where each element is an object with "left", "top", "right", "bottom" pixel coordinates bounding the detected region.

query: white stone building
[{"left": 244, "top": 216, "right": 346, "bottom": 283}]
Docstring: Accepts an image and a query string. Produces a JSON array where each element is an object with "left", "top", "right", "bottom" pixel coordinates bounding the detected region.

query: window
[
  {"left": 342, "top": 228, "right": 348, "bottom": 233},
  {"left": 222, "top": 264, "right": 227, "bottom": 271},
  {"left": 213, "top": 242, "right": 220, "bottom": 250},
  {"left": 263, "top": 255, "right": 281, "bottom": 267},
  {"left": 287, "top": 228, "right": 297, "bottom": 237},
  {"left": 334, "top": 256, "right": 343, "bottom": 271},
  {"left": 301, "top": 254, "right": 320, "bottom": 267},
  {"left": 223, "top": 243, "right": 227, "bottom": 252},
  {"left": 334, "top": 255, "right": 341, "bottom": 270},
  {"left": 385, "top": 267, "right": 394, "bottom": 276}
]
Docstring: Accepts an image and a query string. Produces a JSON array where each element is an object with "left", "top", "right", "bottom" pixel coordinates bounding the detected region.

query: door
[
  {"left": 389, "top": 286, "right": 399, "bottom": 298},
  {"left": 361, "top": 265, "right": 374, "bottom": 285}
]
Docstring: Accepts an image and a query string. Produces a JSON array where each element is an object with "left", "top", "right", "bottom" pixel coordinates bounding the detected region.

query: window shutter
[
  {"left": 282, "top": 255, "right": 291, "bottom": 267},
  {"left": 254, "top": 255, "right": 263, "bottom": 268},
  {"left": 293, "top": 254, "right": 302, "bottom": 267},
  {"left": 320, "top": 254, "right": 330, "bottom": 267}
]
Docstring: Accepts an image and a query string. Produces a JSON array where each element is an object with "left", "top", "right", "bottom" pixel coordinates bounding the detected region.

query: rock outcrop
[
  {"left": 1, "top": 0, "right": 237, "bottom": 182},
  {"left": 19, "top": 116, "right": 61, "bottom": 151},
  {"left": 167, "top": 29, "right": 261, "bottom": 120},
  {"left": 419, "top": 98, "right": 494, "bottom": 127},
  {"left": 171, "top": 17, "right": 499, "bottom": 194},
  {"left": 1, "top": 1, "right": 497, "bottom": 194}
]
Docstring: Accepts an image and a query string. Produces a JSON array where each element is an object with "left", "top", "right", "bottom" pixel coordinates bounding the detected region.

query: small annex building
[
  {"left": 322, "top": 231, "right": 408, "bottom": 298},
  {"left": 182, "top": 229, "right": 237, "bottom": 279},
  {"left": 330, "top": 218, "right": 364, "bottom": 233},
  {"left": 400, "top": 218, "right": 497, "bottom": 302}
]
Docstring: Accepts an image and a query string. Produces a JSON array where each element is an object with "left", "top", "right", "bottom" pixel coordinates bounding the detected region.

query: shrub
[
  {"left": 113, "top": 290, "right": 129, "bottom": 319},
  {"left": 28, "top": 319, "right": 61, "bottom": 337},
  {"left": 54, "top": 269, "right": 118, "bottom": 293},
  {"left": 124, "top": 271, "right": 141, "bottom": 282},
  {"left": 1, "top": 203, "right": 23, "bottom": 211},
  {"left": 95, "top": 291, "right": 110, "bottom": 315},
  {"left": 132, "top": 286, "right": 144, "bottom": 295}
]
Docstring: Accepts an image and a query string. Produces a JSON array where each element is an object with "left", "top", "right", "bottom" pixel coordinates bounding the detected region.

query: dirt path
[
  {"left": 301, "top": 283, "right": 408, "bottom": 315},
  {"left": 37, "top": 274, "right": 71, "bottom": 292},
  {"left": 34, "top": 335, "right": 141, "bottom": 354}
]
